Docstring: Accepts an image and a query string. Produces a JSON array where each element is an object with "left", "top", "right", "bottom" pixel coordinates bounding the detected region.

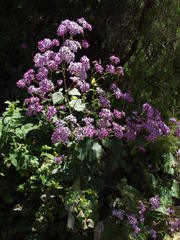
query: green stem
[{"left": 62, "top": 62, "right": 72, "bottom": 115}]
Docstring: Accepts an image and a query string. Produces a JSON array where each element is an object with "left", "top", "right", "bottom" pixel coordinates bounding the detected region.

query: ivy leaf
[
  {"left": 68, "top": 88, "right": 81, "bottom": 96},
  {"left": 52, "top": 90, "right": 64, "bottom": 105},
  {"left": 69, "top": 99, "right": 85, "bottom": 112}
]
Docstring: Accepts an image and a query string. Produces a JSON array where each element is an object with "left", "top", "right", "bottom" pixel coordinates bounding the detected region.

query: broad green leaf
[
  {"left": 171, "top": 180, "right": 179, "bottom": 198},
  {"left": 9, "top": 153, "right": 18, "bottom": 167},
  {"left": 69, "top": 99, "right": 85, "bottom": 112},
  {"left": 52, "top": 90, "right": 64, "bottom": 105},
  {"left": 68, "top": 88, "right": 81, "bottom": 96},
  {"left": 92, "top": 142, "right": 103, "bottom": 159}
]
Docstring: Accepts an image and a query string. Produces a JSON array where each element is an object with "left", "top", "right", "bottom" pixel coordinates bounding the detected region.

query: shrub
[{"left": 0, "top": 18, "right": 180, "bottom": 239}]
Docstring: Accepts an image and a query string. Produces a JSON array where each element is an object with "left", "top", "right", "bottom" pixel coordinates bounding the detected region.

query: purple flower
[
  {"left": 16, "top": 79, "right": 26, "bottom": 89},
  {"left": 36, "top": 67, "right": 48, "bottom": 81},
  {"left": 110, "top": 55, "right": 120, "bottom": 65},
  {"left": 33, "top": 53, "right": 47, "bottom": 68},
  {"left": 110, "top": 83, "right": 122, "bottom": 99},
  {"left": 77, "top": 80, "right": 90, "bottom": 93},
  {"left": 65, "top": 114, "right": 77, "bottom": 125},
  {"left": 52, "top": 52, "right": 62, "bottom": 65},
  {"left": 38, "top": 38, "right": 52, "bottom": 53},
  {"left": 83, "top": 124, "right": 95, "bottom": 138},
  {"left": 80, "top": 55, "right": 90, "bottom": 71},
  {"left": 57, "top": 19, "right": 84, "bottom": 36},
  {"left": 47, "top": 60, "right": 58, "bottom": 71},
  {"left": 127, "top": 214, "right": 141, "bottom": 236},
  {"left": 59, "top": 46, "right": 75, "bottom": 64},
  {"left": 24, "top": 97, "right": 43, "bottom": 116},
  {"left": 122, "top": 92, "right": 134, "bottom": 103},
  {"left": 52, "top": 39, "right": 59, "bottom": 47},
  {"left": 112, "top": 209, "right": 125, "bottom": 220},
  {"left": 138, "top": 201, "right": 146, "bottom": 223},
  {"left": 64, "top": 39, "right": 81, "bottom": 52},
  {"left": 106, "top": 64, "right": 116, "bottom": 74},
  {"left": 77, "top": 17, "right": 92, "bottom": 31},
  {"left": 51, "top": 125, "right": 71, "bottom": 144},
  {"left": 112, "top": 122, "right": 123, "bottom": 139},
  {"left": 113, "top": 109, "right": 125, "bottom": 119},
  {"left": 68, "top": 62, "right": 87, "bottom": 79},
  {"left": 46, "top": 105, "right": 57, "bottom": 120},
  {"left": 175, "top": 121, "right": 180, "bottom": 138},
  {"left": 96, "top": 128, "right": 108, "bottom": 140},
  {"left": 93, "top": 61, "right": 104, "bottom": 74},
  {"left": 142, "top": 103, "right": 154, "bottom": 119},
  {"left": 27, "top": 85, "right": 40, "bottom": 95},
  {"left": 149, "top": 195, "right": 160, "bottom": 210},
  {"left": 117, "top": 66, "right": 124, "bottom": 76},
  {"left": 57, "top": 24, "right": 67, "bottom": 36},
  {"left": 99, "top": 109, "right": 113, "bottom": 122},
  {"left": 99, "top": 95, "right": 111, "bottom": 109},
  {"left": 74, "top": 127, "right": 85, "bottom": 141},
  {"left": 169, "top": 218, "right": 180, "bottom": 233},
  {"left": 82, "top": 117, "right": 94, "bottom": 125},
  {"left": 167, "top": 207, "right": 174, "bottom": 214},
  {"left": 59, "top": 105, "right": 66, "bottom": 111},
  {"left": 170, "top": 117, "right": 177, "bottom": 124},
  {"left": 150, "top": 229, "right": 157, "bottom": 239},
  {"left": 54, "top": 155, "right": 64, "bottom": 163},
  {"left": 39, "top": 79, "right": 54, "bottom": 95},
  {"left": 81, "top": 39, "right": 89, "bottom": 48},
  {"left": 57, "top": 79, "right": 63, "bottom": 86},
  {"left": 23, "top": 69, "right": 35, "bottom": 85}
]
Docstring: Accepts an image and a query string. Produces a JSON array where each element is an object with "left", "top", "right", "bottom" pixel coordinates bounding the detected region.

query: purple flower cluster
[
  {"left": 168, "top": 218, "right": 180, "bottom": 233},
  {"left": 51, "top": 121, "right": 71, "bottom": 144},
  {"left": 150, "top": 229, "right": 157, "bottom": 239},
  {"left": 175, "top": 121, "right": 180, "bottom": 138},
  {"left": 124, "top": 104, "right": 170, "bottom": 142},
  {"left": 54, "top": 155, "right": 64, "bottom": 164},
  {"left": 24, "top": 97, "right": 43, "bottom": 116},
  {"left": 16, "top": 17, "right": 170, "bottom": 150},
  {"left": 38, "top": 38, "right": 59, "bottom": 53},
  {"left": 46, "top": 105, "right": 57, "bottom": 121},
  {"left": 127, "top": 214, "right": 141, "bottom": 236},
  {"left": 57, "top": 19, "right": 84, "bottom": 36},
  {"left": 110, "top": 55, "right": 120, "bottom": 65},
  {"left": 138, "top": 200, "right": 146, "bottom": 223},
  {"left": 17, "top": 69, "right": 35, "bottom": 88},
  {"left": 149, "top": 195, "right": 160, "bottom": 210},
  {"left": 112, "top": 209, "right": 125, "bottom": 220},
  {"left": 110, "top": 83, "right": 133, "bottom": 102},
  {"left": 93, "top": 60, "right": 104, "bottom": 74}
]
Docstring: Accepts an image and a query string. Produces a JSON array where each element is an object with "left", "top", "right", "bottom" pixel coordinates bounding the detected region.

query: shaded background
[{"left": 0, "top": 0, "right": 180, "bottom": 116}]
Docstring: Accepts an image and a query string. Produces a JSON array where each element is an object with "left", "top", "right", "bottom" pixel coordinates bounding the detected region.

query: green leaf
[
  {"left": 171, "top": 180, "right": 179, "bottom": 198},
  {"left": 68, "top": 88, "right": 81, "bottom": 96},
  {"left": 67, "top": 212, "right": 75, "bottom": 230},
  {"left": 52, "top": 90, "right": 64, "bottom": 105},
  {"left": 91, "top": 142, "right": 103, "bottom": 159},
  {"left": 9, "top": 153, "right": 18, "bottom": 167},
  {"left": 163, "top": 153, "right": 176, "bottom": 175},
  {"left": 69, "top": 99, "right": 85, "bottom": 112},
  {"left": 41, "top": 152, "right": 54, "bottom": 160}
]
